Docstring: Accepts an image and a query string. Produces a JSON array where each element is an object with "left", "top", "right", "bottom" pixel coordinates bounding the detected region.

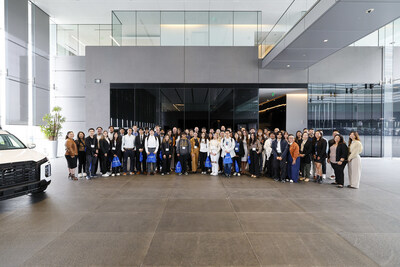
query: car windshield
[{"left": 0, "top": 134, "right": 26, "bottom": 150}]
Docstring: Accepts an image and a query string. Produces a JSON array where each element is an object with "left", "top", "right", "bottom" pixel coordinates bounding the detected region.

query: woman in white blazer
[
  {"left": 209, "top": 134, "right": 221, "bottom": 176},
  {"left": 263, "top": 135, "right": 273, "bottom": 176},
  {"left": 348, "top": 131, "right": 363, "bottom": 189}
]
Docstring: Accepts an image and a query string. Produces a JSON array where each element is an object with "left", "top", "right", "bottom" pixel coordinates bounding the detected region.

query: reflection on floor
[{"left": 1, "top": 158, "right": 400, "bottom": 266}]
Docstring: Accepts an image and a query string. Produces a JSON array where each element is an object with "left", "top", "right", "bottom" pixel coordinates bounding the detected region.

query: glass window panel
[
  {"left": 112, "top": 12, "right": 122, "bottom": 46},
  {"left": 78, "top": 25, "right": 100, "bottom": 56},
  {"left": 161, "top": 87, "right": 185, "bottom": 129},
  {"left": 135, "top": 85, "right": 160, "bottom": 125},
  {"left": 354, "top": 31, "right": 379, "bottom": 46},
  {"left": 161, "top": 12, "right": 184, "bottom": 46},
  {"left": 184, "top": 87, "right": 209, "bottom": 129},
  {"left": 209, "top": 12, "right": 233, "bottom": 46},
  {"left": 210, "top": 87, "right": 233, "bottom": 129},
  {"left": 234, "top": 86, "right": 258, "bottom": 131},
  {"left": 185, "top": 12, "right": 209, "bottom": 46},
  {"left": 6, "top": 79, "right": 28, "bottom": 125},
  {"left": 113, "top": 11, "right": 136, "bottom": 46},
  {"left": 137, "top": 11, "right": 161, "bottom": 46},
  {"left": 234, "top": 12, "right": 258, "bottom": 46},
  {"left": 56, "top": 24, "right": 78, "bottom": 55},
  {"left": 394, "top": 18, "right": 400, "bottom": 47},
  {"left": 99, "top": 24, "right": 112, "bottom": 46}
]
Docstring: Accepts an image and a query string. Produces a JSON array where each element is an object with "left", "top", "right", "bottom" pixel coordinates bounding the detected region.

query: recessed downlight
[
  {"left": 323, "top": 39, "right": 328, "bottom": 43},
  {"left": 286, "top": 64, "right": 291, "bottom": 68},
  {"left": 366, "top": 8, "right": 374, "bottom": 14}
]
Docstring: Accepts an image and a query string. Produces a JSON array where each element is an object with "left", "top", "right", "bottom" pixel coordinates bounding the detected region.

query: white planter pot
[{"left": 48, "top": 140, "right": 58, "bottom": 159}]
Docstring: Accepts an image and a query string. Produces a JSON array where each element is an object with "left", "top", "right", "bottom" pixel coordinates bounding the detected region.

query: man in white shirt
[
  {"left": 145, "top": 129, "right": 159, "bottom": 175},
  {"left": 122, "top": 128, "right": 136, "bottom": 175},
  {"left": 221, "top": 131, "right": 236, "bottom": 177}
]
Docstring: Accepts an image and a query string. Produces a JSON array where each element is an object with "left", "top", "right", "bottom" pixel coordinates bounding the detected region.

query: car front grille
[{"left": 0, "top": 161, "right": 38, "bottom": 188}]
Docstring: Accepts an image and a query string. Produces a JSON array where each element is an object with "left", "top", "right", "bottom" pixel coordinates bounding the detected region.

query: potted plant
[{"left": 40, "top": 106, "right": 66, "bottom": 158}]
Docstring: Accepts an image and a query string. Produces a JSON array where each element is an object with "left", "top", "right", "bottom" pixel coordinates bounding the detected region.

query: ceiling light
[
  {"left": 286, "top": 64, "right": 290, "bottom": 68},
  {"left": 323, "top": 39, "right": 328, "bottom": 43},
  {"left": 366, "top": 8, "right": 374, "bottom": 14}
]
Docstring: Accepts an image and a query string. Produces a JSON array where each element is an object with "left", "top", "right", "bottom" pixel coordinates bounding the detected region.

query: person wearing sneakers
[
  {"left": 221, "top": 130, "right": 236, "bottom": 178},
  {"left": 199, "top": 132, "right": 209, "bottom": 174},
  {"left": 122, "top": 128, "right": 136, "bottom": 176},
  {"left": 145, "top": 129, "right": 160, "bottom": 175},
  {"left": 161, "top": 134, "right": 172, "bottom": 175},
  {"left": 176, "top": 132, "right": 191, "bottom": 176},
  {"left": 85, "top": 128, "right": 98, "bottom": 179},
  {"left": 99, "top": 130, "right": 111, "bottom": 177},
  {"left": 110, "top": 131, "right": 122, "bottom": 176},
  {"left": 299, "top": 131, "right": 312, "bottom": 182},
  {"left": 209, "top": 133, "right": 220, "bottom": 176}
]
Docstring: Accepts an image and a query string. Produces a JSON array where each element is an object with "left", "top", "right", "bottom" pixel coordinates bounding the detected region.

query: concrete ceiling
[
  {"left": 262, "top": 0, "right": 400, "bottom": 69},
  {"left": 32, "top": 0, "right": 294, "bottom": 29}
]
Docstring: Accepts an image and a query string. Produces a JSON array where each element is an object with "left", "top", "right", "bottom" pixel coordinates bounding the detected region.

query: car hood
[{"left": 0, "top": 149, "right": 47, "bottom": 164}]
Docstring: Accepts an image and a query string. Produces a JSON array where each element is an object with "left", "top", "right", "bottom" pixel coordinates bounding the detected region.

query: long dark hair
[
  {"left": 76, "top": 131, "right": 85, "bottom": 141},
  {"left": 334, "top": 134, "right": 345, "bottom": 145},
  {"left": 348, "top": 131, "right": 361, "bottom": 146},
  {"left": 249, "top": 133, "right": 257, "bottom": 145}
]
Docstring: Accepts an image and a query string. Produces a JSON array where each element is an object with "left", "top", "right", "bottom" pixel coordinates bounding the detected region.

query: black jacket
[
  {"left": 85, "top": 136, "right": 98, "bottom": 156},
  {"left": 161, "top": 141, "right": 172, "bottom": 157},
  {"left": 234, "top": 139, "right": 245, "bottom": 158},
  {"left": 110, "top": 138, "right": 122, "bottom": 158},
  {"left": 99, "top": 139, "right": 110, "bottom": 155},
  {"left": 299, "top": 139, "right": 313, "bottom": 164},
  {"left": 135, "top": 135, "right": 146, "bottom": 150},
  {"left": 313, "top": 138, "right": 327, "bottom": 159},
  {"left": 328, "top": 143, "right": 348, "bottom": 163}
]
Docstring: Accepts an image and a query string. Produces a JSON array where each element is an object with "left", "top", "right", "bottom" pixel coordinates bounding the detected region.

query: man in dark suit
[
  {"left": 271, "top": 131, "right": 289, "bottom": 183},
  {"left": 135, "top": 128, "right": 147, "bottom": 174}
]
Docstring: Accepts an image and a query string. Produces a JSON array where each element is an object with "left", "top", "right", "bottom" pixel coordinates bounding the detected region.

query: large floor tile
[
  {"left": 143, "top": 233, "right": 259, "bottom": 266},
  {"left": 294, "top": 198, "right": 374, "bottom": 213},
  {"left": 231, "top": 199, "right": 303, "bottom": 212},
  {"left": 24, "top": 232, "right": 153, "bottom": 266},
  {"left": 248, "top": 233, "right": 377, "bottom": 266},
  {"left": 157, "top": 212, "right": 242, "bottom": 232},
  {"left": 67, "top": 212, "right": 162, "bottom": 232},
  {"left": 95, "top": 198, "right": 167, "bottom": 213},
  {"left": 110, "top": 187, "right": 172, "bottom": 199},
  {"left": 237, "top": 212, "right": 330, "bottom": 233},
  {"left": 227, "top": 188, "right": 285, "bottom": 199},
  {"left": 165, "top": 199, "right": 234, "bottom": 212},
  {"left": 169, "top": 188, "right": 228, "bottom": 199}
]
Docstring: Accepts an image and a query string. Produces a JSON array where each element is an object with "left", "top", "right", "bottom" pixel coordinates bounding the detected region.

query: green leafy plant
[{"left": 40, "top": 106, "right": 66, "bottom": 141}]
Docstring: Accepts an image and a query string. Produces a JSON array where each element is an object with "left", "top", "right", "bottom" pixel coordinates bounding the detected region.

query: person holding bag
[
  {"left": 233, "top": 132, "right": 244, "bottom": 176},
  {"left": 209, "top": 134, "right": 221, "bottom": 176},
  {"left": 161, "top": 134, "right": 172, "bottom": 175},
  {"left": 65, "top": 131, "right": 78, "bottom": 180},
  {"left": 145, "top": 129, "right": 159, "bottom": 175},
  {"left": 110, "top": 132, "right": 122, "bottom": 176},
  {"left": 221, "top": 131, "right": 235, "bottom": 178},
  {"left": 199, "top": 132, "right": 209, "bottom": 174},
  {"left": 176, "top": 132, "right": 191, "bottom": 176}
]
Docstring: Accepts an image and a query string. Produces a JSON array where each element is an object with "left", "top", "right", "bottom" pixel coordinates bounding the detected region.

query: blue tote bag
[
  {"left": 235, "top": 160, "right": 240, "bottom": 173},
  {"left": 247, "top": 155, "right": 251, "bottom": 164},
  {"left": 147, "top": 153, "right": 157, "bottom": 163},
  {"left": 111, "top": 156, "right": 122, "bottom": 168},
  {"left": 223, "top": 153, "right": 233, "bottom": 164},
  {"left": 139, "top": 152, "right": 143, "bottom": 162},
  {"left": 175, "top": 161, "right": 182, "bottom": 173},
  {"left": 205, "top": 156, "right": 212, "bottom": 168}
]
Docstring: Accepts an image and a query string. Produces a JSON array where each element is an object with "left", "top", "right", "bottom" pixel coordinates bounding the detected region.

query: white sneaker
[
  {"left": 111, "top": 173, "right": 115, "bottom": 177},
  {"left": 237, "top": 173, "right": 241, "bottom": 176},
  {"left": 290, "top": 179, "right": 294, "bottom": 183},
  {"left": 129, "top": 172, "right": 134, "bottom": 175},
  {"left": 83, "top": 173, "right": 87, "bottom": 177},
  {"left": 107, "top": 172, "right": 112, "bottom": 175},
  {"left": 117, "top": 173, "right": 121, "bottom": 176},
  {"left": 102, "top": 173, "right": 109, "bottom": 177},
  {"left": 77, "top": 173, "right": 83, "bottom": 178}
]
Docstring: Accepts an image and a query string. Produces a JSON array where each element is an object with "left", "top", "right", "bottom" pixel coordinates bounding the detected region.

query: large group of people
[{"left": 64, "top": 125, "right": 363, "bottom": 189}]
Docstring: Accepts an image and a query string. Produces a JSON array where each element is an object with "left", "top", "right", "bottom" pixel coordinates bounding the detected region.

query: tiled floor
[{"left": 1, "top": 157, "right": 400, "bottom": 266}]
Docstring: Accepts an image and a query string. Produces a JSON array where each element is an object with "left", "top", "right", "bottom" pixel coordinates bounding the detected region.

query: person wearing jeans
[
  {"left": 221, "top": 131, "right": 235, "bottom": 178},
  {"left": 84, "top": 128, "right": 98, "bottom": 179}
]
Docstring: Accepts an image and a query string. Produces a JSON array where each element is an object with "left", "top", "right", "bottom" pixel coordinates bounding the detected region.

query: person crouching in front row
[{"left": 176, "top": 132, "right": 191, "bottom": 175}]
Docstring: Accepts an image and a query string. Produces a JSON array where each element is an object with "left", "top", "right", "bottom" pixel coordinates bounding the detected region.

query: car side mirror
[{"left": 27, "top": 143, "right": 36, "bottom": 149}]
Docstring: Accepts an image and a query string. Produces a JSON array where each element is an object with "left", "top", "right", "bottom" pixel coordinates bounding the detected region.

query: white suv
[{"left": 0, "top": 129, "right": 51, "bottom": 200}]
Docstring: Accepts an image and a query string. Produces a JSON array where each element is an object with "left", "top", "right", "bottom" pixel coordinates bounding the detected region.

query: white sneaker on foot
[
  {"left": 83, "top": 173, "right": 87, "bottom": 177},
  {"left": 102, "top": 173, "right": 109, "bottom": 177},
  {"left": 117, "top": 173, "right": 121, "bottom": 176},
  {"left": 111, "top": 173, "right": 115, "bottom": 177},
  {"left": 77, "top": 173, "right": 83, "bottom": 178}
]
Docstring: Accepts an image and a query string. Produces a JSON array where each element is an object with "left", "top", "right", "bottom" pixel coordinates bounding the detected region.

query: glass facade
[
  {"left": 110, "top": 84, "right": 259, "bottom": 130},
  {"left": 308, "top": 84, "right": 383, "bottom": 157},
  {"left": 111, "top": 11, "right": 261, "bottom": 48}
]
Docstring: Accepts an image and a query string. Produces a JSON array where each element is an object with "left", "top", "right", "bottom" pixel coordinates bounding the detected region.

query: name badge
[
  {"left": 252, "top": 147, "right": 256, "bottom": 151},
  {"left": 182, "top": 147, "right": 186, "bottom": 150},
  {"left": 91, "top": 145, "right": 95, "bottom": 148},
  {"left": 112, "top": 147, "right": 116, "bottom": 150},
  {"left": 165, "top": 148, "right": 169, "bottom": 151},
  {"left": 194, "top": 146, "right": 198, "bottom": 149},
  {"left": 226, "top": 142, "right": 228, "bottom": 146},
  {"left": 235, "top": 147, "right": 239, "bottom": 152}
]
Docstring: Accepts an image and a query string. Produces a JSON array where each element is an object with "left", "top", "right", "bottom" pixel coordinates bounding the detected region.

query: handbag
[
  {"left": 248, "top": 155, "right": 251, "bottom": 164},
  {"left": 235, "top": 160, "right": 240, "bottom": 173},
  {"left": 205, "top": 156, "right": 212, "bottom": 168},
  {"left": 223, "top": 153, "right": 233, "bottom": 164},
  {"left": 139, "top": 152, "right": 143, "bottom": 162},
  {"left": 147, "top": 153, "right": 157, "bottom": 163},
  {"left": 175, "top": 161, "right": 182, "bottom": 173},
  {"left": 111, "top": 156, "right": 122, "bottom": 168}
]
